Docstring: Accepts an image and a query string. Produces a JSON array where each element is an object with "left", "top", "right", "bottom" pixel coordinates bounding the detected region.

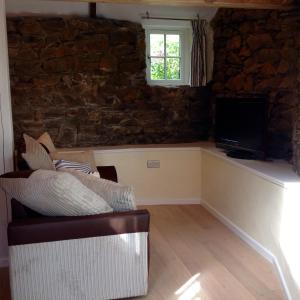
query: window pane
[
  {"left": 151, "top": 58, "right": 165, "bottom": 80},
  {"left": 150, "top": 34, "right": 164, "bottom": 57},
  {"left": 166, "top": 58, "right": 180, "bottom": 80},
  {"left": 166, "top": 34, "right": 180, "bottom": 57}
]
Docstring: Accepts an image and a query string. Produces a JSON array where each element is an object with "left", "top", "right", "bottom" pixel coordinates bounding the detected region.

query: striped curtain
[{"left": 191, "top": 19, "right": 208, "bottom": 87}]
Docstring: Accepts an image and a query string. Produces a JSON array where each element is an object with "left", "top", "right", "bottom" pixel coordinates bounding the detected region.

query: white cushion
[
  {"left": 59, "top": 169, "right": 136, "bottom": 212},
  {"left": 0, "top": 170, "right": 113, "bottom": 216},
  {"left": 22, "top": 134, "right": 55, "bottom": 171}
]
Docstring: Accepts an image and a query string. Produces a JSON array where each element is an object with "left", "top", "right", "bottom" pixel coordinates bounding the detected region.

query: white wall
[
  {"left": 201, "top": 150, "right": 299, "bottom": 300},
  {"left": 94, "top": 147, "right": 202, "bottom": 205},
  {"left": 54, "top": 146, "right": 202, "bottom": 205},
  {"left": 0, "top": 0, "right": 14, "bottom": 267},
  {"left": 6, "top": 0, "right": 217, "bottom": 22}
]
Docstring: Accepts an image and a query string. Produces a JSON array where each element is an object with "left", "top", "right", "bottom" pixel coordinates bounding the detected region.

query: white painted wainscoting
[
  {"left": 94, "top": 146, "right": 202, "bottom": 206},
  {"left": 201, "top": 149, "right": 298, "bottom": 300},
  {"left": 90, "top": 143, "right": 298, "bottom": 300}
]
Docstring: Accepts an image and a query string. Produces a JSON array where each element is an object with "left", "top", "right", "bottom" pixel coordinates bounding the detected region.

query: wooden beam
[
  {"left": 52, "top": 0, "right": 297, "bottom": 10},
  {"left": 89, "top": 2, "right": 97, "bottom": 18}
]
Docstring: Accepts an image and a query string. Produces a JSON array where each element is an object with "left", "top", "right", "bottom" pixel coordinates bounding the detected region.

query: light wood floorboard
[{"left": 0, "top": 205, "right": 284, "bottom": 300}]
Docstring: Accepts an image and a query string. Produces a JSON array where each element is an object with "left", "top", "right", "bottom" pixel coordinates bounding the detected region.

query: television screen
[{"left": 215, "top": 97, "right": 267, "bottom": 156}]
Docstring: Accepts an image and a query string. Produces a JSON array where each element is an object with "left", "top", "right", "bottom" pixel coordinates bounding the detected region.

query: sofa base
[{"left": 9, "top": 232, "right": 148, "bottom": 300}]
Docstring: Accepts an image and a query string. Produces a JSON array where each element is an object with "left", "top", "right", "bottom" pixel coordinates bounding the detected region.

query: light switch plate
[{"left": 147, "top": 160, "right": 160, "bottom": 168}]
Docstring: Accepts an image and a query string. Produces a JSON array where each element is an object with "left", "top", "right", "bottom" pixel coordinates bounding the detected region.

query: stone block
[
  {"left": 99, "top": 55, "right": 118, "bottom": 72},
  {"left": 226, "top": 36, "right": 241, "bottom": 50},
  {"left": 110, "top": 29, "right": 136, "bottom": 45},
  {"left": 246, "top": 34, "right": 273, "bottom": 51},
  {"left": 19, "top": 19, "right": 44, "bottom": 36}
]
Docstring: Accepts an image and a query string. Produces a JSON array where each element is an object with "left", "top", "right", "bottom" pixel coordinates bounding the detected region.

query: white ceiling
[{"left": 5, "top": 0, "right": 218, "bottom": 22}]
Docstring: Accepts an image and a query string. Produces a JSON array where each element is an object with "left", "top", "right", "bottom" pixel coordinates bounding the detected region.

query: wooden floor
[{"left": 0, "top": 205, "right": 284, "bottom": 300}]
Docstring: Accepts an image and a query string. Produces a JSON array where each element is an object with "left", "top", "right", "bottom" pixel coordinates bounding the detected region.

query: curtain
[{"left": 191, "top": 19, "right": 208, "bottom": 87}]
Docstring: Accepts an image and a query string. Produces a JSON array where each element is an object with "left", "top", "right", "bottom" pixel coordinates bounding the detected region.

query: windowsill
[{"left": 147, "top": 81, "right": 190, "bottom": 88}]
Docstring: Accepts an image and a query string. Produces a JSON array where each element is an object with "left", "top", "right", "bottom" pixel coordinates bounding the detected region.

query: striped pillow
[
  {"left": 54, "top": 159, "right": 92, "bottom": 174},
  {"left": 50, "top": 150, "right": 97, "bottom": 172}
]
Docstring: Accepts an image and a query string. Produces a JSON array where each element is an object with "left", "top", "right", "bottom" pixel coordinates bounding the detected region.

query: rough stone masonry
[
  {"left": 8, "top": 11, "right": 300, "bottom": 173},
  {"left": 7, "top": 16, "right": 211, "bottom": 151},
  {"left": 212, "top": 8, "right": 300, "bottom": 163}
]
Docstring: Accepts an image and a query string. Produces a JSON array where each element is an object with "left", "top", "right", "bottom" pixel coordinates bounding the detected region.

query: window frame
[{"left": 144, "top": 21, "right": 192, "bottom": 87}]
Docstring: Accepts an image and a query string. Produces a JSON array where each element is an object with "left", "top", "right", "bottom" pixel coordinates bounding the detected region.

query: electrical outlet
[{"left": 147, "top": 160, "right": 160, "bottom": 168}]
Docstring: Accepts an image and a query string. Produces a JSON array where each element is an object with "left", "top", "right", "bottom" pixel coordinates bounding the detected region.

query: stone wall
[
  {"left": 212, "top": 9, "right": 300, "bottom": 159},
  {"left": 7, "top": 17, "right": 211, "bottom": 151}
]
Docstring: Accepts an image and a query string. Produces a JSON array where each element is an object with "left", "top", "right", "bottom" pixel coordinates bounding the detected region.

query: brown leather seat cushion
[
  {"left": 8, "top": 209, "right": 150, "bottom": 246},
  {"left": 0, "top": 170, "right": 33, "bottom": 179},
  {"left": 0, "top": 171, "right": 42, "bottom": 219}
]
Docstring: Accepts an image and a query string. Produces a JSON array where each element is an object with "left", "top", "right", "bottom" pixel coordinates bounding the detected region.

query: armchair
[{"left": 4, "top": 167, "right": 150, "bottom": 300}]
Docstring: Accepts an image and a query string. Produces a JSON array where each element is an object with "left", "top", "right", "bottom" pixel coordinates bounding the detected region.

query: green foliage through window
[{"left": 149, "top": 33, "right": 181, "bottom": 81}]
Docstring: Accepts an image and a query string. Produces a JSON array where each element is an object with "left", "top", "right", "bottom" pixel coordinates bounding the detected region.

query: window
[
  {"left": 144, "top": 23, "right": 192, "bottom": 86},
  {"left": 149, "top": 32, "right": 181, "bottom": 81}
]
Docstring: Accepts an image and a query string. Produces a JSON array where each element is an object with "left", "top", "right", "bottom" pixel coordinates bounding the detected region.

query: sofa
[{"left": 3, "top": 166, "right": 150, "bottom": 300}]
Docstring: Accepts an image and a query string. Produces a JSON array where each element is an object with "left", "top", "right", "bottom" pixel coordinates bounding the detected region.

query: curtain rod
[{"left": 141, "top": 11, "right": 199, "bottom": 22}]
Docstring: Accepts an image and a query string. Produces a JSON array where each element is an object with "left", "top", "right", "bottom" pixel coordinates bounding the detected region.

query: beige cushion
[
  {"left": 22, "top": 134, "right": 55, "bottom": 171},
  {"left": 37, "top": 132, "right": 56, "bottom": 153},
  {"left": 0, "top": 170, "right": 113, "bottom": 216},
  {"left": 59, "top": 169, "right": 136, "bottom": 211},
  {"left": 51, "top": 150, "right": 97, "bottom": 172}
]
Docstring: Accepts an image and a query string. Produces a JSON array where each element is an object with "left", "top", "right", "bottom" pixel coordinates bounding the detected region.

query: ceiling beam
[
  {"left": 89, "top": 2, "right": 97, "bottom": 18},
  {"left": 51, "top": 0, "right": 297, "bottom": 10}
]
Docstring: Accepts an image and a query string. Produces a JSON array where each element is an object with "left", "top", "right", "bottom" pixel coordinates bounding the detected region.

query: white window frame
[{"left": 143, "top": 20, "right": 192, "bottom": 87}]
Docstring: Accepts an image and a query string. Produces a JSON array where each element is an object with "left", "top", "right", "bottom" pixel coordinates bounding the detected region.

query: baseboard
[
  {"left": 201, "top": 200, "right": 292, "bottom": 300},
  {"left": 0, "top": 257, "right": 8, "bottom": 268},
  {"left": 136, "top": 197, "right": 201, "bottom": 206},
  {"left": 201, "top": 200, "right": 274, "bottom": 263},
  {"left": 273, "top": 256, "right": 293, "bottom": 300}
]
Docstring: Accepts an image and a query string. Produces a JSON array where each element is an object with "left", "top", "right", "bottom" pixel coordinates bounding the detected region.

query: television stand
[{"left": 226, "top": 149, "right": 258, "bottom": 160}]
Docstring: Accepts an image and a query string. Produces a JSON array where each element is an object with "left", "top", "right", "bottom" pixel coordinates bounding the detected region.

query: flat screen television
[{"left": 215, "top": 97, "right": 267, "bottom": 159}]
